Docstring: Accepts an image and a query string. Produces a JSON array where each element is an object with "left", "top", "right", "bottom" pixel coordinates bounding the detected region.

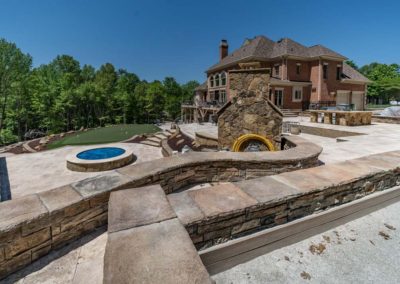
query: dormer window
[
  {"left": 215, "top": 74, "right": 220, "bottom": 87},
  {"left": 296, "top": 63, "right": 301, "bottom": 75},
  {"left": 221, "top": 72, "right": 226, "bottom": 86},
  {"left": 210, "top": 76, "right": 214, "bottom": 87}
]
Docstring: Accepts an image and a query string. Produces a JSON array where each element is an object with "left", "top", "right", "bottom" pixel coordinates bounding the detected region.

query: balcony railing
[{"left": 182, "top": 100, "right": 225, "bottom": 109}]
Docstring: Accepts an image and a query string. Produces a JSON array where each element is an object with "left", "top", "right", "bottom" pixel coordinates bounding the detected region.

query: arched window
[
  {"left": 221, "top": 72, "right": 226, "bottom": 86},
  {"left": 210, "top": 76, "right": 214, "bottom": 87},
  {"left": 215, "top": 74, "right": 220, "bottom": 87}
]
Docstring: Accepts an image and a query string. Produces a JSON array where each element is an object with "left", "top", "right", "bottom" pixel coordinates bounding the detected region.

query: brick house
[{"left": 182, "top": 36, "right": 370, "bottom": 122}]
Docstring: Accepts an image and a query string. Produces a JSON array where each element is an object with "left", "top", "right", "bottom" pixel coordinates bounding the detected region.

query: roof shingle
[{"left": 207, "top": 36, "right": 348, "bottom": 73}]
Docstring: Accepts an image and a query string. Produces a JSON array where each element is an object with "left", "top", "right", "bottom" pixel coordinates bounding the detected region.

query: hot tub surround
[{"left": 66, "top": 145, "right": 135, "bottom": 172}]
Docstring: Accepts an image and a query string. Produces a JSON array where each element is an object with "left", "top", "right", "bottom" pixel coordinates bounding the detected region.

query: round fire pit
[
  {"left": 66, "top": 146, "right": 136, "bottom": 172},
  {"left": 232, "top": 134, "right": 275, "bottom": 152}
]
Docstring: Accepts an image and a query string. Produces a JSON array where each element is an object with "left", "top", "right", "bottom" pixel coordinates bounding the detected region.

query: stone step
[
  {"left": 104, "top": 186, "right": 212, "bottom": 284},
  {"left": 140, "top": 140, "right": 160, "bottom": 147},
  {"left": 146, "top": 137, "right": 162, "bottom": 143},
  {"left": 155, "top": 132, "right": 169, "bottom": 139}
]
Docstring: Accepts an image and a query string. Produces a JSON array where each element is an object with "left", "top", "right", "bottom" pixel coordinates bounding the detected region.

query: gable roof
[
  {"left": 207, "top": 36, "right": 347, "bottom": 73},
  {"left": 342, "top": 63, "right": 371, "bottom": 83}
]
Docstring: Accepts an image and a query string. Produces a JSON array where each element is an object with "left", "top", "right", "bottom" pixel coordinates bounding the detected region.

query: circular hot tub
[{"left": 66, "top": 146, "right": 136, "bottom": 172}]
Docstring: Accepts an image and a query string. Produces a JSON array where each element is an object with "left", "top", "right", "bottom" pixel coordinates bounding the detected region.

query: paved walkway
[
  {"left": 5, "top": 142, "right": 162, "bottom": 200},
  {"left": 179, "top": 119, "right": 400, "bottom": 165}
]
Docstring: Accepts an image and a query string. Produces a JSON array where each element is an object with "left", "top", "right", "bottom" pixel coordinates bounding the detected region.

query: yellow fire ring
[{"left": 232, "top": 134, "right": 275, "bottom": 152}]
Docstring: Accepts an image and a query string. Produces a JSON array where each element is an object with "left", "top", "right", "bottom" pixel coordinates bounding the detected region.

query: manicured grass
[
  {"left": 366, "top": 104, "right": 392, "bottom": 109},
  {"left": 47, "top": 124, "right": 161, "bottom": 149}
]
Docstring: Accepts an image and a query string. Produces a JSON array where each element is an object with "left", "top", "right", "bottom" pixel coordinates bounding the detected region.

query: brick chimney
[{"left": 220, "top": 39, "right": 228, "bottom": 60}]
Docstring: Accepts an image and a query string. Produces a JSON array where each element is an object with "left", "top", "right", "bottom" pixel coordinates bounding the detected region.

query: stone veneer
[
  {"left": 103, "top": 150, "right": 400, "bottom": 282},
  {"left": 372, "top": 115, "right": 400, "bottom": 124},
  {"left": 218, "top": 69, "right": 283, "bottom": 150},
  {"left": 0, "top": 136, "right": 320, "bottom": 279}
]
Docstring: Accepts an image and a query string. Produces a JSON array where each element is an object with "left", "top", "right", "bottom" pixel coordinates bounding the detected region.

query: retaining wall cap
[
  {"left": 188, "top": 183, "right": 257, "bottom": 218},
  {"left": 108, "top": 185, "right": 176, "bottom": 233},
  {"left": 0, "top": 194, "right": 48, "bottom": 233},
  {"left": 271, "top": 170, "right": 335, "bottom": 193},
  {"left": 71, "top": 171, "right": 131, "bottom": 198},
  {"left": 236, "top": 176, "right": 299, "bottom": 203},
  {"left": 168, "top": 191, "right": 205, "bottom": 225},
  {"left": 351, "top": 151, "right": 400, "bottom": 171},
  {"left": 104, "top": 218, "right": 212, "bottom": 284},
  {"left": 37, "top": 185, "right": 83, "bottom": 214}
]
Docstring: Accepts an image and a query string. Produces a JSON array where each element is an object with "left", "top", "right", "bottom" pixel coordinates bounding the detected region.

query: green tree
[
  {"left": 145, "top": 81, "right": 165, "bottom": 122},
  {"left": 345, "top": 60, "right": 359, "bottom": 70},
  {"left": 163, "top": 77, "right": 182, "bottom": 119},
  {"left": 0, "top": 39, "right": 32, "bottom": 144},
  {"left": 359, "top": 63, "right": 400, "bottom": 103}
]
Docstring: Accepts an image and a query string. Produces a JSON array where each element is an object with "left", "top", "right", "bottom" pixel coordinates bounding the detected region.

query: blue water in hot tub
[{"left": 76, "top": 147, "right": 125, "bottom": 160}]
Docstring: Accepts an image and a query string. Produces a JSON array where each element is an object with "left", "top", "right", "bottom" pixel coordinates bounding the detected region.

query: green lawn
[
  {"left": 366, "top": 104, "right": 392, "bottom": 109},
  {"left": 47, "top": 124, "right": 161, "bottom": 149}
]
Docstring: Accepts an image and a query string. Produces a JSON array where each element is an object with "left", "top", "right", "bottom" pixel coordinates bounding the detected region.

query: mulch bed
[{"left": 5, "top": 144, "right": 29, "bottom": 155}]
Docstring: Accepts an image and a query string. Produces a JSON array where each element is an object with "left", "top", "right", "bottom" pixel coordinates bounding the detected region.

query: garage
[
  {"left": 336, "top": 90, "right": 350, "bottom": 105},
  {"left": 351, "top": 91, "right": 364, "bottom": 110}
]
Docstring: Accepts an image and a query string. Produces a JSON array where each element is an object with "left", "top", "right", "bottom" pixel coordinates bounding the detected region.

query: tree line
[
  {"left": 0, "top": 38, "right": 198, "bottom": 145},
  {"left": 346, "top": 60, "right": 400, "bottom": 104}
]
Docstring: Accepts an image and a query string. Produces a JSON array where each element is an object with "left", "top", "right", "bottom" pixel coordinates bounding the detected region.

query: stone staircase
[
  {"left": 280, "top": 109, "right": 302, "bottom": 117},
  {"left": 139, "top": 129, "right": 176, "bottom": 147}
]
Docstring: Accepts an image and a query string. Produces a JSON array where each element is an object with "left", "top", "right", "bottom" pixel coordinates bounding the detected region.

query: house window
[
  {"left": 274, "top": 64, "right": 280, "bottom": 77},
  {"left": 221, "top": 72, "right": 226, "bottom": 86},
  {"left": 336, "top": 66, "right": 341, "bottom": 80},
  {"left": 220, "top": 90, "right": 226, "bottom": 103},
  {"left": 323, "top": 63, "right": 328, "bottom": 79},
  {"left": 210, "top": 76, "right": 214, "bottom": 87},
  {"left": 296, "top": 63, "right": 301, "bottom": 75},
  {"left": 292, "top": 86, "right": 303, "bottom": 102},
  {"left": 215, "top": 74, "right": 220, "bottom": 87}
]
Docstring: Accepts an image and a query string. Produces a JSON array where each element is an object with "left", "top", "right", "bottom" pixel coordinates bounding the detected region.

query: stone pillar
[
  {"left": 310, "top": 112, "right": 318, "bottom": 123},
  {"left": 324, "top": 113, "right": 332, "bottom": 124}
]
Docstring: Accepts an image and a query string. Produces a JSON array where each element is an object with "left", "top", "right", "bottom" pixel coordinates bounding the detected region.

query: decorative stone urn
[{"left": 217, "top": 68, "right": 283, "bottom": 151}]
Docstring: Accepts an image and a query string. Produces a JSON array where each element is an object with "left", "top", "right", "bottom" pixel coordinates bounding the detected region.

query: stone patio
[
  {"left": 179, "top": 118, "right": 400, "bottom": 164},
  {"left": 3, "top": 142, "right": 162, "bottom": 200},
  {"left": 2, "top": 119, "right": 400, "bottom": 283}
]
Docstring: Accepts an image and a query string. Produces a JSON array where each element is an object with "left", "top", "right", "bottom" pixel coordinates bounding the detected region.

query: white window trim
[
  {"left": 292, "top": 86, "right": 303, "bottom": 102},
  {"left": 221, "top": 72, "right": 227, "bottom": 86}
]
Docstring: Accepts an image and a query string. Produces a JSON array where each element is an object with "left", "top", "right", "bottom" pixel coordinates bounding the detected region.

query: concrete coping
[
  {"left": 66, "top": 145, "right": 136, "bottom": 172},
  {"left": 104, "top": 187, "right": 212, "bottom": 283},
  {"left": 195, "top": 131, "right": 218, "bottom": 141},
  {"left": 168, "top": 150, "right": 400, "bottom": 227}
]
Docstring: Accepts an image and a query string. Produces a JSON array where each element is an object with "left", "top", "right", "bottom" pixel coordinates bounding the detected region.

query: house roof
[
  {"left": 342, "top": 63, "right": 371, "bottom": 83},
  {"left": 207, "top": 36, "right": 347, "bottom": 73}
]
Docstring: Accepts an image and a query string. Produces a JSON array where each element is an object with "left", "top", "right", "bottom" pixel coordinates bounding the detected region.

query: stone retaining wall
[
  {"left": 0, "top": 135, "right": 321, "bottom": 279},
  {"left": 372, "top": 115, "right": 400, "bottom": 124},
  {"left": 298, "top": 125, "right": 364, "bottom": 138},
  {"left": 168, "top": 151, "right": 400, "bottom": 250},
  {"left": 195, "top": 132, "right": 219, "bottom": 148}
]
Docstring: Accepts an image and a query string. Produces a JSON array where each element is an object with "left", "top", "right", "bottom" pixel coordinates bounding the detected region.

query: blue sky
[{"left": 1, "top": 0, "right": 399, "bottom": 83}]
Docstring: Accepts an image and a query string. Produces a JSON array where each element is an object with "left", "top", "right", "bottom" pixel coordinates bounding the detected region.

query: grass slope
[{"left": 47, "top": 124, "right": 161, "bottom": 149}]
